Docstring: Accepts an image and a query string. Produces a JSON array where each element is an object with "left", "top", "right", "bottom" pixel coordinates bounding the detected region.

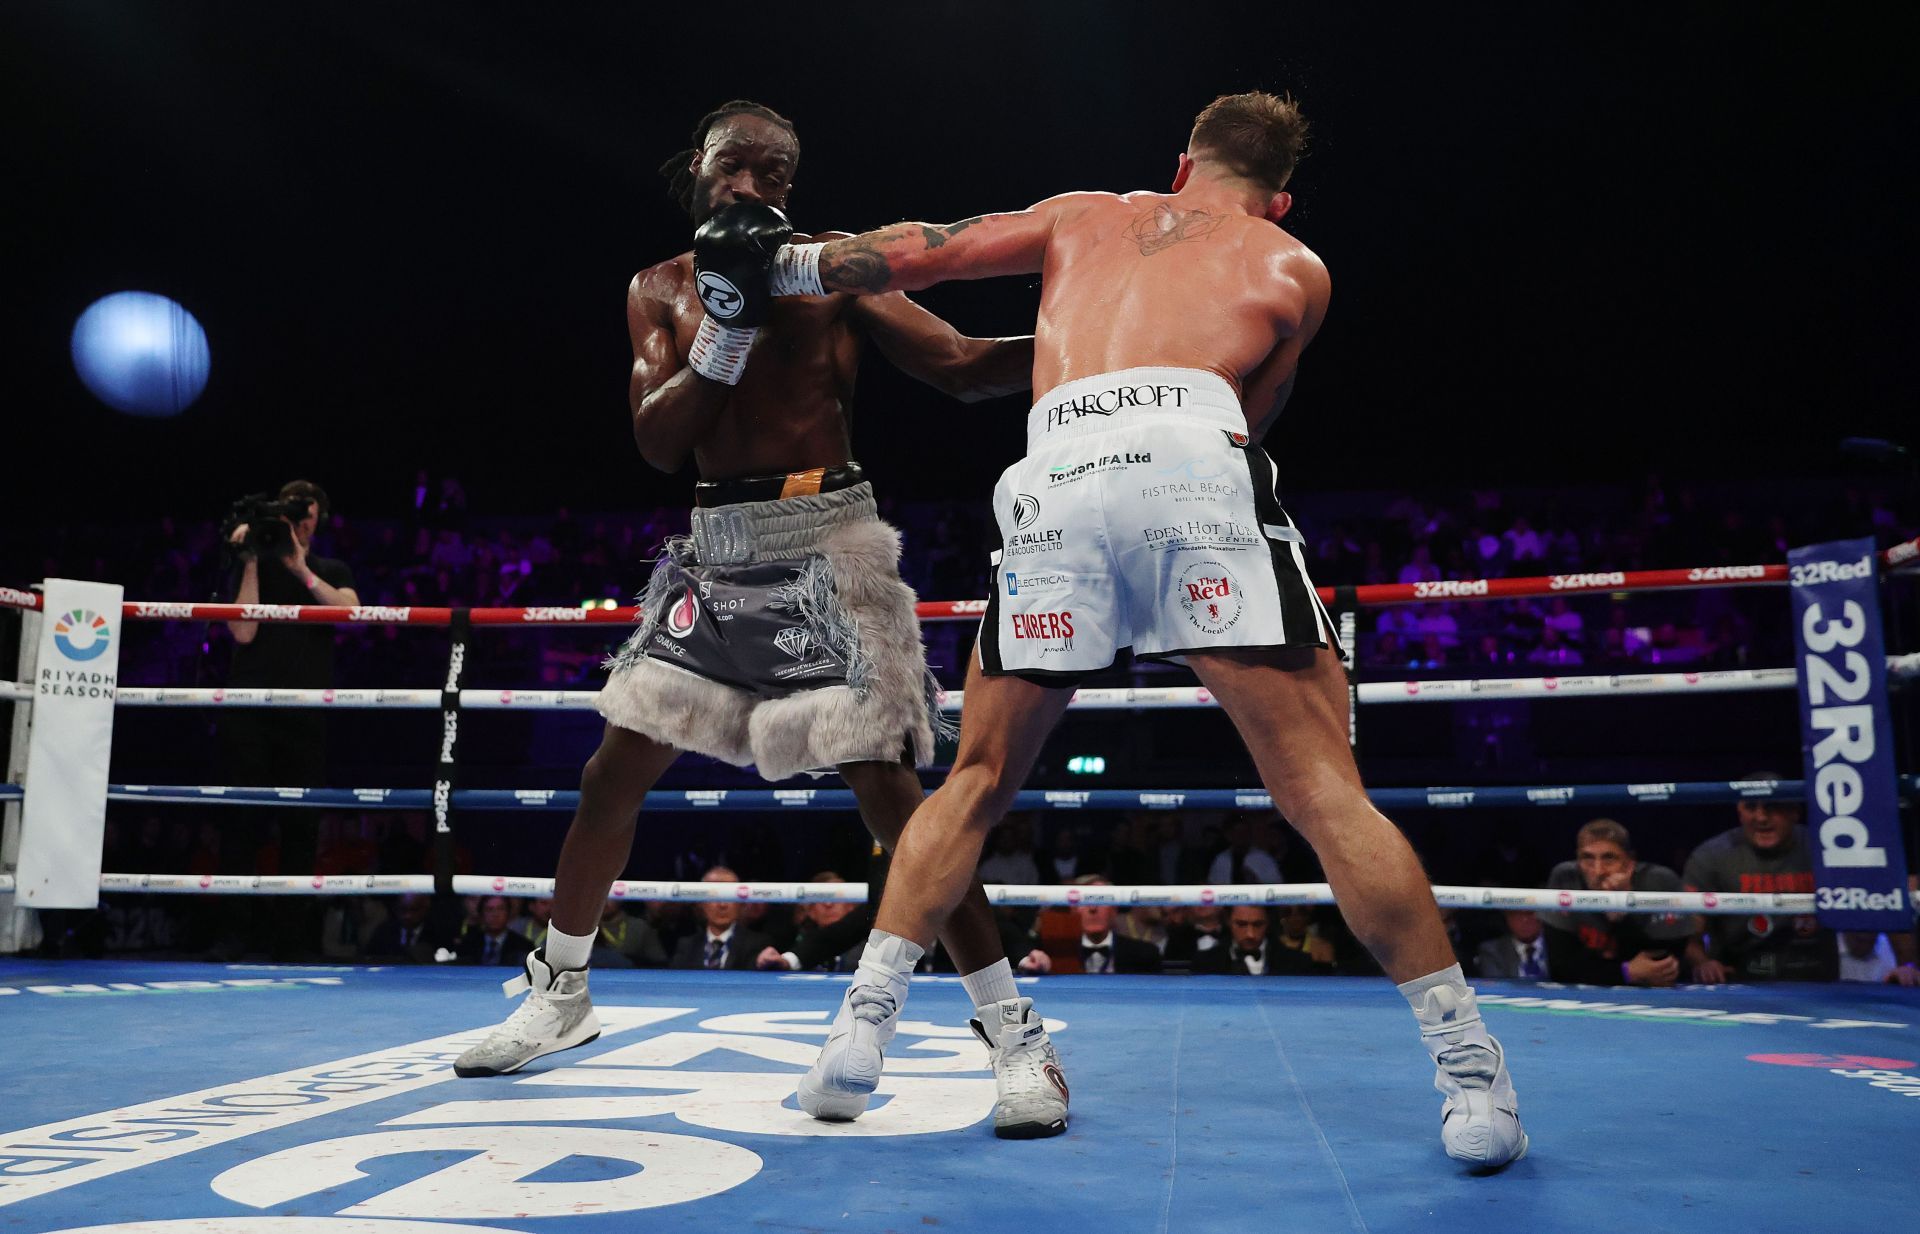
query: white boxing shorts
[{"left": 980, "top": 366, "right": 1336, "bottom": 682}]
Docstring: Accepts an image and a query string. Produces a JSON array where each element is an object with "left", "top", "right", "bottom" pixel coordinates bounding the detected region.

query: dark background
[{"left": 4, "top": 2, "right": 1916, "bottom": 520}]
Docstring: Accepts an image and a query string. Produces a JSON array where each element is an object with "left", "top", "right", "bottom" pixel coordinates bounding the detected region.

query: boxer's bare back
[{"left": 810, "top": 182, "right": 1330, "bottom": 438}]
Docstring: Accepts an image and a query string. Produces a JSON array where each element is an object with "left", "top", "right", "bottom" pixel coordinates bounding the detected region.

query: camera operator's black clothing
[
  {"left": 222, "top": 554, "right": 354, "bottom": 791},
  {"left": 229, "top": 555, "right": 354, "bottom": 688}
]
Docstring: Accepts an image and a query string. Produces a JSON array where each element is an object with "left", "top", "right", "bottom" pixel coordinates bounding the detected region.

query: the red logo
[
  {"left": 321, "top": 689, "right": 336, "bottom": 704},
  {"left": 1557, "top": 891, "right": 1573, "bottom": 908},
  {"left": 1685, "top": 673, "right": 1700, "bottom": 684},
  {"left": 212, "top": 689, "right": 225, "bottom": 703},
  {"left": 499, "top": 690, "right": 514, "bottom": 704},
  {"left": 492, "top": 877, "right": 506, "bottom": 892},
  {"left": 311, "top": 875, "right": 325, "bottom": 889},
  {"left": 1405, "top": 682, "right": 1420, "bottom": 696},
  {"left": 1200, "top": 888, "right": 1216, "bottom": 905},
  {"left": 611, "top": 882, "right": 627, "bottom": 897},
  {"left": 1702, "top": 892, "right": 1719, "bottom": 909},
  {"left": 735, "top": 884, "right": 750, "bottom": 900},
  {"left": 1066, "top": 888, "right": 1082, "bottom": 905},
  {"left": 1542, "top": 677, "right": 1559, "bottom": 691},
  {"left": 1749, "top": 1053, "right": 1917, "bottom": 1070},
  {"left": 199, "top": 874, "right": 213, "bottom": 889},
  {"left": 1195, "top": 688, "right": 1211, "bottom": 704},
  {"left": 1184, "top": 576, "right": 1233, "bottom": 602}
]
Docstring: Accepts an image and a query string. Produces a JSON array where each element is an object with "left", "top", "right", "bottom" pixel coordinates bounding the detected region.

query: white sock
[
  {"left": 542, "top": 924, "right": 595, "bottom": 972},
  {"left": 961, "top": 958, "right": 1019, "bottom": 1010},
  {"left": 856, "top": 929, "right": 925, "bottom": 986},
  {"left": 1397, "top": 963, "right": 1489, "bottom": 1050}
]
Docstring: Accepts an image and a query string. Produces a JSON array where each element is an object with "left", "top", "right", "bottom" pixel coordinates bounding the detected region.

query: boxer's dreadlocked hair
[
  {"left": 658, "top": 99, "right": 798, "bottom": 217},
  {"left": 1190, "top": 91, "right": 1309, "bottom": 190}
]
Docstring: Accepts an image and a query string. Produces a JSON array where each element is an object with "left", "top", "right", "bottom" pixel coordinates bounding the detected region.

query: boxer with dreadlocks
[{"left": 455, "top": 99, "right": 1069, "bottom": 1139}]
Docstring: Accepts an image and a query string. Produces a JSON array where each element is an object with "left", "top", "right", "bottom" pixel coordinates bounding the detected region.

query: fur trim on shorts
[
  {"left": 748, "top": 516, "right": 950, "bottom": 778},
  {"left": 595, "top": 654, "right": 753, "bottom": 766}
]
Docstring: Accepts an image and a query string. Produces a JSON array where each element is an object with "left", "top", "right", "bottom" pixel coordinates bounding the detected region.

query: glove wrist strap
[
  {"left": 688, "top": 314, "right": 757, "bottom": 385},
  {"left": 769, "top": 242, "right": 826, "bottom": 297}
]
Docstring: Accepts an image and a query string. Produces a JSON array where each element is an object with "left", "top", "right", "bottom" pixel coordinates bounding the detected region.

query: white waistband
[{"left": 1025, "top": 367, "right": 1245, "bottom": 450}]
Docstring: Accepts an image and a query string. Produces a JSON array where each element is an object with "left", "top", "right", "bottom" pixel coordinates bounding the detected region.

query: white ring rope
[
  {"left": 0, "top": 872, "right": 1809, "bottom": 915},
  {"left": 9, "top": 664, "right": 1873, "bottom": 713}
]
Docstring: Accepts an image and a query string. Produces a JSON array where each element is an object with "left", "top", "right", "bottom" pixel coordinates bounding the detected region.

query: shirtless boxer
[
  {"left": 700, "top": 91, "right": 1526, "bottom": 1167},
  {"left": 456, "top": 100, "right": 1070, "bottom": 1138}
]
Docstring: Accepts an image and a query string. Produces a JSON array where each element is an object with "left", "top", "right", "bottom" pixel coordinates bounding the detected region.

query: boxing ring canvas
[{"left": 3, "top": 962, "right": 1915, "bottom": 1233}]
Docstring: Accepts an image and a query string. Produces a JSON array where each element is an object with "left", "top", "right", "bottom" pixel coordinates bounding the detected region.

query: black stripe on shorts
[{"left": 1241, "top": 443, "right": 1330, "bottom": 648}]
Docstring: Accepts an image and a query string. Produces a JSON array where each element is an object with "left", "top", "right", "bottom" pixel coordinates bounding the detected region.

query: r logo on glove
[{"left": 697, "top": 271, "right": 746, "bottom": 320}]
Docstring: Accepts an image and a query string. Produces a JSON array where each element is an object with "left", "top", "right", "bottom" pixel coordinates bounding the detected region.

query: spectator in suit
[
  {"left": 362, "top": 892, "right": 440, "bottom": 964},
  {"left": 454, "top": 896, "right": 533, "bottom": 968},
  {"left": 759, "top": 872, "right": 868, "bottom": 972},
  {"left": 1198, "top": 906, "right": 1335, "bottom": 976},
  {"left": 669, "top": 866, "right": 773, "bottom": 971},
  {"left": 1022, "top": 877, "right": 1161, "bottom": 974},
  {"left": 1475, "top": 910, "right": 1550, "bottom": 981},
  {"left": 1163, "top": 904, "right": 1228, "bottom": 966}
]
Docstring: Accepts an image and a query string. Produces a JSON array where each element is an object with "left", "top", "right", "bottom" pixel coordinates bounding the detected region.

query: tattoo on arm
[
  {"left": 917, "top": 216, "right": 984, "bottom": 249},
  {"left": 1126, "top": 204, "right": 1226, "bottom": 256},
  {"left": 820, "top": 239, "right": 894, "bottom": 293}
]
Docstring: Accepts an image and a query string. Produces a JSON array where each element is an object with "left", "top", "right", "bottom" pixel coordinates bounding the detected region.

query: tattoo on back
[
  {"left": 1126, "top": 204, "right": 1227, "bottom": 256},
  {"left": 917, "top": 216, "right": 984, "bottom": 249}
]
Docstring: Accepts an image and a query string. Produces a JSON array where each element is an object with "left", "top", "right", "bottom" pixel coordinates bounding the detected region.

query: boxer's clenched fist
[{"left": 692, "top": 202, "right": 792, "bottom": 330}]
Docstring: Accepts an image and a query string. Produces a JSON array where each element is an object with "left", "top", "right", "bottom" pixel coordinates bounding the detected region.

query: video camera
[{"left": 221, "top": 493, "right": 314, "bottom": 560}]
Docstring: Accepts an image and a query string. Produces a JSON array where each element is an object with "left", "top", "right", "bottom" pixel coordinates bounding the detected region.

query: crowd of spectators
[
  {"left": 7, "top": 472, "right": 1915, "bottom": 692},
  {"left": 7, "top": 471, "right": 1915, "bottom": 976}
]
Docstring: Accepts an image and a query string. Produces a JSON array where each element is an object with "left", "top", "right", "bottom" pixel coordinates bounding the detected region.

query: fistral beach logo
[{"left": 52, "top": 609, "right": 112, "bottom": 662}]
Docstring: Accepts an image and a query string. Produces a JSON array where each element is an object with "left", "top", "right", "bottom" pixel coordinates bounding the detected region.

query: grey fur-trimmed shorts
[{"left": 596, "top": 483, "right": 950, "bottom": 780}]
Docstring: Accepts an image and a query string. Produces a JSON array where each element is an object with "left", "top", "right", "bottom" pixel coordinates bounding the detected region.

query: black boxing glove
[
  {"left": 687, "top": 203, "right": 791, "bottom": 384},
  {"left": 693, "top": 203, "right": 790, "bottom": 328}
]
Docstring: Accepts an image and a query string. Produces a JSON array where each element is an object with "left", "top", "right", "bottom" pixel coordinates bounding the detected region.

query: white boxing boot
[
  {"left": 1408, "top": 977, "right": 1528, "bottom": 1170},
  {"left": 796, "top": 931, "right": 920, "bottom": 1121},
  {"left": 454, "top": 950, "right": 600, "bottom": 1077},
  {"left": 970, "top": 996, "right": 1068, "bottom": 1139}
]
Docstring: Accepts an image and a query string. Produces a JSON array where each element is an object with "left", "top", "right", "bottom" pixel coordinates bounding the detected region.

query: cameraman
[{"left": 221, "top": 479, "right": 358, "bottom": 790}]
